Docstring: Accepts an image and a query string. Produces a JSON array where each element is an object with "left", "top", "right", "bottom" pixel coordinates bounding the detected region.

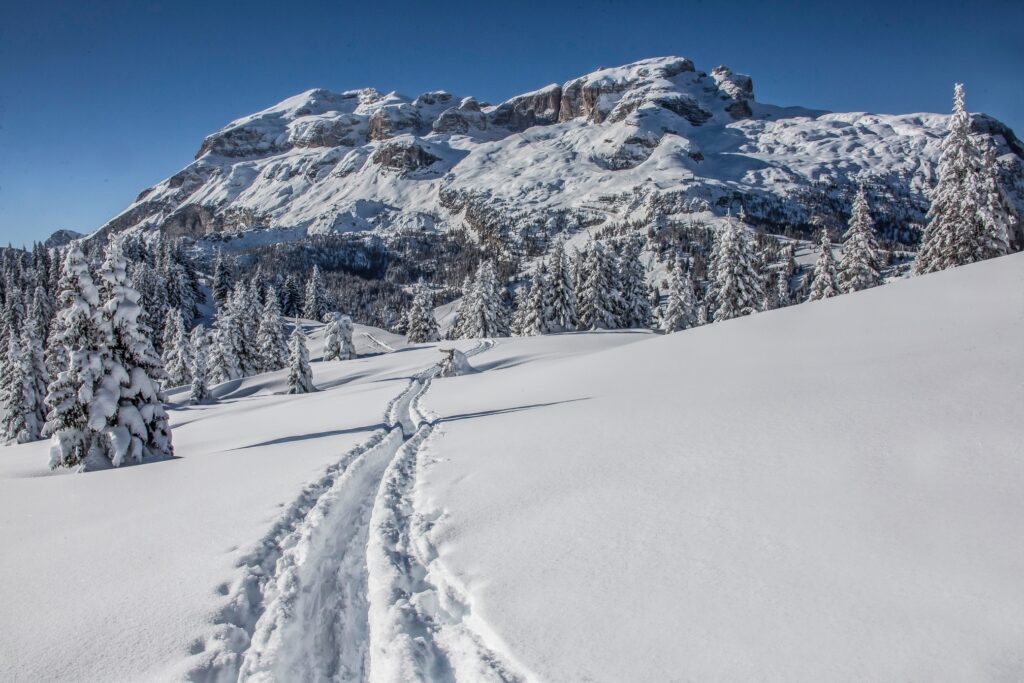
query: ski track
[{"left": 187, "top": 339, "right": 524, "bottom": 683}]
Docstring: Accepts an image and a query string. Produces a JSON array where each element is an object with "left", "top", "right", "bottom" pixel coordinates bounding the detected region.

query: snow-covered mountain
[{"left": 100, "top": 56, "right": 1024, "bottom": 247}]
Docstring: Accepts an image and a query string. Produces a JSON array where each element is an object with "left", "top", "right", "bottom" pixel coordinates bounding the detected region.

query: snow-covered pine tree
[
  {"left": 838, "top": 186, "right": 882, "bottom": 293},
  {"left": 90, "top": 239, "right": 173, "bottom": 467},
  {"left": 618, "top": 238, "right": 652, "bottom": 329},
  {"left": 281, "top": 273, "right": 303, "bottom": 317},
  {"left": 323, "top": 312, "right": 343, "bottom": 361},
  {"left": 43, "top": 245, "right": 106, "bottom": 468},
  {"left": 336, "top": 315, "right": 356, "bottom": 360},
  {"left": 660, "top": 268, "right": 698, "bottom": 333},
  {"left": 303, "top": 265, "right": 330, "bottom": 322},
  {"left": 915, "top": 84, "right": 1012, "bottom": 274},
  {"left": 459, "top": 260, "right": 509, "bottom": 338},
  {"left": 286, "top": 323, "right": 316, "bottom": 394},
  {"left": 510, "top": 286, "right": 529, "bottom": 337},
  {"left": 708, "top": 216, "right": 764, "bottom": 322},
  {"left": 227, "top": 281, "right": 261, "bottom": 376},
  {"left": 545, "top": 238, "right": 578, "bottom": 332},
  {"left": 447, "top": 275, "right": 474, "bottom": 340},
  {"left": 406, "top": 284, "right": 440, "bottom": 343},
  {"left": 807, "top": 232, "right": 841, "bottom": 301},
  {"left": 977, "top": 142, "right": 1016, "bottom": 259},
  {"left": 578, "top": 241, "right": 620, "bottom": 330},
  {"left": 0, "top": 334, "right": 38, "bottom": 444},
  {"left": 188, "top": 326, "right": 212, "bottom": 405},
  {"left": 160, "top": 309, "right": 192, "bottom": 387},
  {"left": 520, "top": 266, "right": 552, "bottom": 336},
  {"left": 255, "top": 287, "right": 288, "bottom": 372}
]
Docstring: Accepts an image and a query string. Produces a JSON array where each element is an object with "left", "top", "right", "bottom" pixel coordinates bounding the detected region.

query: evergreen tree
[
  {"left": 978, "top": 142, "right": 1016, "bottom": 259},
  {"left": 189, "top": 327, "right": 212, "bottom": 405},
  {"left": 660, "top": 269, "right": 698, "bottom": 333},
  {"left": 708, "top": 217, "right": 764, "bottom": 321},
  {"left": 286, "top": 324, "right": 316, "bottom": 394},
  {"left": 839, "top": 186, "right": 883, "bottom": 293},
  {"left": 323, "top": 313, "right": 343, "bottom": 361},
  {"left": 255, "top": 287, "right": 288, "bottom": 372},
  {"left": 90, "top": 239, "right": 173, "bottom": 467},
  {"left": 228, "top": 282, "right": 261, "bottom": 375},
  {"left": 23, "top": 313, "right": 50, "bottom": 435},
  {"left": 281, "top": 273, "right": 303, "bottom": 317},
  {"left": 510, "top": 286, "right": 529, "bottom": 337},
  {"left": 406, "top": 285, "right": 440, "bottom": 343},
  {"left": 303, "top": 265, "right": 330, "bottom": 322},
  {"left": 459, "top": 260, "right": 509, "bottom": 338},
  {"left": 545, "top": 238, "right": 578, "bottom": 332},
  {"left": 208, "top": 319, "right": 241, "bottom": 385},
  {"left": 522, "top": 266, "right": 552, "bottom": 336},
  {"left": 43, "top": 246, "right": 105, "bottom": 469},
  {"left": 161, "top": 309, "right": 192, "bottom": 387},
  {"left": 618, "top": 238, "right": 652, "bottom": 329},
  {"left": 578, "top": 241, "right": 620, "bottom": 330},
  {"left": 808, "top": 232, "right": 841, "bottom": 301},
  {"left": 0, "top": 334, "right": 38, "bottom": 444},
  {"left": 775, "top": 270, "right": 791, "bottom": 309},
  {"left": 915, "top": 84, "right": 1013, "bottom": 274},
  {"left": 448, "top": 275, "right": 474, "bottom": 340},
  {"left": 212, "top": 250, "right": 234, "bottom": 308}
]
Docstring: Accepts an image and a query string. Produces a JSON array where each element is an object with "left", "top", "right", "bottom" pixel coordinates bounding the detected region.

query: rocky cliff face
[{"left": 96, "top": 56, "right": 1024, "bottom": 246}]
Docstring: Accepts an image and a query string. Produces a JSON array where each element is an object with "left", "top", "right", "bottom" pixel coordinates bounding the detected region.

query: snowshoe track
[{"left": 188, "top": 339, "right": 518, "bottom": 682}]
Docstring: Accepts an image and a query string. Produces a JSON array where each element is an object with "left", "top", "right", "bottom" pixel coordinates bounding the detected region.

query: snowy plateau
[{"left": 1, "top": 54, "right": 1024, "bottom": 683}]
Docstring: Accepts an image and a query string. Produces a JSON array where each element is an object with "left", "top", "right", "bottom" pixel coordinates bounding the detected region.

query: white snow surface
[{"left": 2, "top": 255, "right": 1023, "bottom": 681}]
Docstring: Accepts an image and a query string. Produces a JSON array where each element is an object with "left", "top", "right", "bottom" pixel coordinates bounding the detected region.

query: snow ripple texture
[{"left": 188, "top": 340, "right": 524, "bottom": 683}]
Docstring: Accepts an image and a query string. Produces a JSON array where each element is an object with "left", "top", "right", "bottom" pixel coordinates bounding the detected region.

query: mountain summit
[{"left": 101, "top": 56, "right": 1024, "bottom": 246}]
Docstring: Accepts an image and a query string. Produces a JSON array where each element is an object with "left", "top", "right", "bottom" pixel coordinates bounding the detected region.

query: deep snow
[{"left": 1, "top": 254, "right": 1022, "bottom": 681}]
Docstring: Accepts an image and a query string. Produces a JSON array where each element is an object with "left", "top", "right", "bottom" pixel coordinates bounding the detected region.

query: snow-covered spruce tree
[
  {"left": 226, "top": 281, "right": 260, "bottom": 376},
  {"left": 281, "top": 273, "right": 303, "bottom": 318},
  {"left": 546, "top": 238, "right": 578, "bottom": 332},
  {"left": 510, "top": 286, "right": 529, "bottom": 337},
  {"left": 336, "top": 315, "right": 356, "bottom": 360},
  {"left": 0, "top": 334, "right": 38, "bottom": 444},
  {"left": 807, "top": 232, "right": 841, "bottom": 301},
  {"left": 447, "top": 275, "right": 473, "bottom": 340},
  {"left": 708, "top": 217, "right": 764, "bottom": 322},
  {"left": 24, "top": 314, "right": 50, "bottom": 435},
  {"left": 207, "top": 318, "right": 240, "bottom": 385},
  {"left": 129, "top": 261, "right": 169, "bottom": 354},
  {"left": 618, "top": 238, "right": 652, "bottom": 329},
  {"left": 212, "top": 250, "right": 234, "bottom": 308},
  {"left": 978, "top": 142, "right": 1016, "bottom": 258},
  {"left": 660, "top": 269, "right": 698, "bottom": 333},
  {"left": 521, "top": 266, "right": 552, "bottom": 336},
  {"left": 322, "top": 312, "right": 343, "bottom": 361},
  {"left": 188, "top": 326, "right": 212, "bottom": 405},
  {"left": 775, "top": 270, "right": 791, "bottom": 309},
  {"left": 31, "top": 284, "right": 54, "bottom": 342},
  {"left": 160, "top": 309, "right": 192, "bottom": 387},
  {"left": 459, "top": 260, "right": 509, "bottom": 338},
  {"left": 838, "top": 186, "right": 882, "bottom": 293},
  {"left": 90, "top": 239, "right": 173, "bottom": 467},
  {"left": 406, "top": 284, "right": 440, "bottom": 343},
  {"left": 578, "top": 241, "right": 620, "bottom": 330},
  {"left": 915, "top": 84, "right": 1012, "bottom": 274},
  {"left": 43, "top": 245, "right": 106, "bottom": 468},
  {"left": 255, "top": 287, "right": 288, "bottom": 372},
  {"left": 303, "top": 265, "right": 330, "bottom": 322},
  {"left": 286, "top": 324, "right": 316, "bottom": 394}
]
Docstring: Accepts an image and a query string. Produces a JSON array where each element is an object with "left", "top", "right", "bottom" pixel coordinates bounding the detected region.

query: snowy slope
[
  {"left": 1, "top": 256, "right": 1022, "bottom": 681},
  {"left": 99, "top": 57, "right": 1024, "bottom": 246}
]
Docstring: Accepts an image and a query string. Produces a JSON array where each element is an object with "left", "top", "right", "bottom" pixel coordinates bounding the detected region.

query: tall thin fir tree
[
  {"left": 286, "top": 323, "right": 316, "bottom": 394},
  {"left": 43, "top": 245, "right": 106, "bottom": 469},
  {"left": 510, "top": 286, "right": 529, "bottom": 337},
  {"left": 459, "top": 260, "right": 508, "bottom": 338},
  {"left": 775, "top": 270, "right": 791, "bottom": 309},
  {"left": 807, "top": 232, "right": 841, "bottom": 301},
  {"left": 255, "top": 286, "right": 288, "bottom": 372},
  {"left": 212, "top": 250, "right": 234, "bottom": 308},
  {"left": 977, "top": 142, "right": 1016, "bottom": 258},
  {"left": 303, "top": 265, "right": 330, "bottom": 322},
  {"left": 522, "top": 266, "right": 551, "bottom": 336},
  {"left": 323, "top": 312, "right": 344, "bottom": 361},
  {"left": 838, "top": 186, "right": 882, "bottom": 293},
  {"left": 448, "top": 275, "right": 474, "bottom": 340},
  {"left": 161, "top": 309, "right": 192, "bottom": 387},
  {"left": 708, "top": 216, "right": 764, "bottom": 321},
  {"left": 546, "top": 237, "right": 578, "bottom": 332},
  {"left": 207, "top": 319, "right": 241, "bottom": 385},
  {"left": 406, "top": 284, "right": 440, "bottom": 343},
  {"left": 188, "top": 326, "right": 212, "bottom": 405},
  {"left": 90, "top": 239, "right": 173, "bottom": 468},
  {"left": 915, "top": 84, "right": 1012, "bottom": 274}
]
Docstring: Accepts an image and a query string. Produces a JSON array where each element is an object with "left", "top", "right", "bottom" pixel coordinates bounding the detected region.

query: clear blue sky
[{"left": 1, "top": 0, "right": 1021, "bottom": 247}]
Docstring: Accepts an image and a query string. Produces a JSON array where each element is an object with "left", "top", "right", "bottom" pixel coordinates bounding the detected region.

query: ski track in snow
[
  {"left": 362, "top": 332, "right": 398, "bottom": 354},
  {"left": 187, "top": 339, "right": 523, "bottom": 683}
]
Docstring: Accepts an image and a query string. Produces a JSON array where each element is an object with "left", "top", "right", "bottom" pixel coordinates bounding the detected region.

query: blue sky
[{"left": 1, "top": 0, "right": 1021, "bottom": 246}]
